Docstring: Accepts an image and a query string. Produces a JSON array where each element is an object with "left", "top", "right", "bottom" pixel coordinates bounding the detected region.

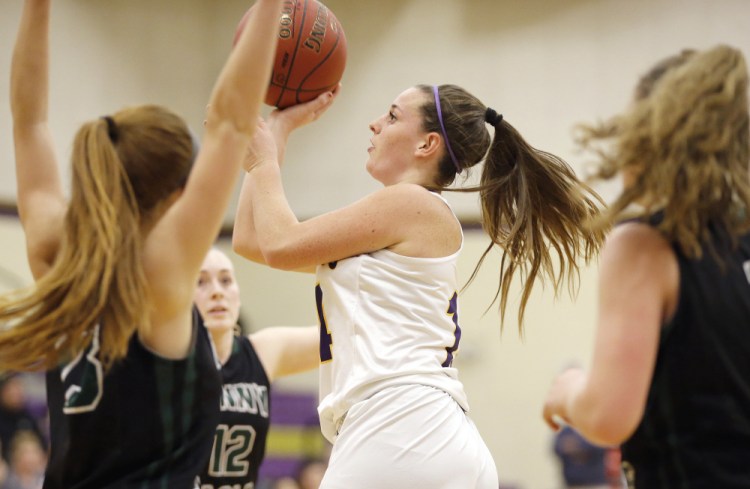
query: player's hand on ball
[{"left": 269, "top": 86, "right": 340, "bottom": 135}]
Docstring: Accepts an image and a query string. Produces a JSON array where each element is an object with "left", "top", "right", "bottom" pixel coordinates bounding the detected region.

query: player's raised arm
[
  {"left": 165, "top": 0, "right": 285, "bottom": 268},
  {"left": 11, "top": 0, "right": 65, "bottom": 279}
]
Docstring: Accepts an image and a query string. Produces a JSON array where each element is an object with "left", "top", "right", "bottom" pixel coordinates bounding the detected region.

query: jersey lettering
[
  {"left": 60, "top": 326, "right": 104, "bottom": 414},
  {"left": 442, "top": 292, "right": 462, "bottom": 368},
  {"left": 315, "top": 284, "right": 333, "bottom": 363},
  {"left": 208, "top": 424, "right": 257, "bottom": 478},
  {"left": 220, "top": 383, "right": 269, "bottom": 417},
  {"left": 199, "top": 481, "right": 255, "bottom": 489}
]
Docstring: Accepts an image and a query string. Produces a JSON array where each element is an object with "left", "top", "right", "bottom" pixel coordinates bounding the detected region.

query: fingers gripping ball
[{"left": 234, "top": 0, "right": 347, "bottom": 109}]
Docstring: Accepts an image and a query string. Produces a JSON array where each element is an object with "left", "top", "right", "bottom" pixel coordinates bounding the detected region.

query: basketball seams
[
  {"left": 271, "top": 0, "right": 310, "bottom": 108},
  {"left": 260, "top": 0, "right": 346, "bottom": 108},
  {"left": 234, "top": 0, "right": 346, "bottom": 108},
  {"left": 294, "top": 31, "right": 342, "bottom": 105}
]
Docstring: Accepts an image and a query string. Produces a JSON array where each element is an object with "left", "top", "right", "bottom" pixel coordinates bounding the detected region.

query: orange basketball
[{"left": 234, "top": 0, "right": 347, "bottom": 109}]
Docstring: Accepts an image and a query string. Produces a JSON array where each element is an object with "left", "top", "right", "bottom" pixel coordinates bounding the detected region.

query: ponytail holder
[
  {"left": 101, "top": 116, "right": 119, "bottom": 143},
  {"left": 485, "top": 107, "right": 503, "bottom": 127}
]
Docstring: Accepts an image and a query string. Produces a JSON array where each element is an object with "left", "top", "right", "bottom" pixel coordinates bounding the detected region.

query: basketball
[{"left": 234, "top": 0, "right": 347, "bottom": 109}]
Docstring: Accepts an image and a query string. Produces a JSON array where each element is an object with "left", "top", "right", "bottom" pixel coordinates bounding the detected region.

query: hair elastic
[
  {"left": 432, "top": 85, "right": 461, "bottom": 174},
  {"left": 485, "top": 107, "right": 503, "bottom": 126},
  {"left": 101, "top": 116, "right": 118, "bottom": 143}
]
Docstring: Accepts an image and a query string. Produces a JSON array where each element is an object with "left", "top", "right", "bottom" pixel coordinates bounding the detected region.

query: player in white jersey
[
  {"left": 315, "top": 197, "right": 468, "bottom": 441},
  {"left": 233, "top": 83, "right": 603, "bottom": 488},
  {"left": 313, "top": 197, "right": 496, "bottom": 488}
]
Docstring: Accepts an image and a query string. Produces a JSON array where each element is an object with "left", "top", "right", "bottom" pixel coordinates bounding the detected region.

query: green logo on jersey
[{"left": 60, "top": 326, "right": 104, "bottom": 414}]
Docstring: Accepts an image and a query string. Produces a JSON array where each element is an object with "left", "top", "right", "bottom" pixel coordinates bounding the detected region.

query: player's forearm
[
  {"left": 11, "top": 0, "right": 51, "bottom": 127},
  {"left": 206, "top": 0, "right": 283, "bottom": 138},
  {"left": 565, "top": 374, "right": 638, "bottom": 447},
  {"left": 247, "top": 163, "right": 303, "bottom": 270},
  {"left": 233, "top": 173, "right": 267, "bottom": 264}
]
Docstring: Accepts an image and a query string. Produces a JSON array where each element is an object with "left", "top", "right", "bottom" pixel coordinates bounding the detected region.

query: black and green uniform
[
  {"left": 621, "top": 224, "right": 750, "bottom": 489},
  {"left": 196, "top": 335, "right": 271, "bottom": 489},
  {"left": 44, "top": 310, "right": 221, "bottom": 489}
]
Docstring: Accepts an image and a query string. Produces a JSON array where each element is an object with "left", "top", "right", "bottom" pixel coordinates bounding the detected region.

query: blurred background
[{"left": 0, "top": 1, "right": 748, "bottom": 487}]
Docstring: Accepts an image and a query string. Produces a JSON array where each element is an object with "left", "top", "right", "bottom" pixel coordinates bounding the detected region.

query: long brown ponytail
[
  {"left": 419, "top": 84, "right": 605, "bottom": 331},
  {"left": 0, "top": 105, "right": 194, "bottom": 371}
]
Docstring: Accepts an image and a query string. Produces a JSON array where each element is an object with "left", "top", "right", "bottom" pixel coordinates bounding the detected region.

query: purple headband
[{"left": 432, "top": 85, "right": 461, "bottom": 174}]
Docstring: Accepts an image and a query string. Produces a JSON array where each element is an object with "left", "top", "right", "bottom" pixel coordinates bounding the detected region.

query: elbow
[
  {"left": 231, "top": 234, "right": 250, "bottom": 257},
  {"left": 240, "top": 228, "right": 310, "bottom": 270},
  {"left": 232, "top": 235, "right": 264, "bottom": 264},
  {"left": 259, "top": 239, "right": 306, "bottom": 271},
  {"left": 261, "top": 248, "right": 300, "bottom": 271},
  {"left": 231, "top": 233, "right": 247, "bottom": 256},
  {"left": 233, "top": 232, "right": 294, "bottom": 269}
]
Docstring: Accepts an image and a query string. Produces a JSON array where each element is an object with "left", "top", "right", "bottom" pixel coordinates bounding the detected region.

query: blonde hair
[
  {"left": 0, "top": 105, "right": 194, "bottom": 371},
  {"left": 579, "top": 45, "right": 750, "bottom": 258}
]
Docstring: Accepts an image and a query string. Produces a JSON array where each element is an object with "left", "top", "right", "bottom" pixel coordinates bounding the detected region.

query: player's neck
[{"left": 210, "top": 329, "right": 235, "bottom": 365}]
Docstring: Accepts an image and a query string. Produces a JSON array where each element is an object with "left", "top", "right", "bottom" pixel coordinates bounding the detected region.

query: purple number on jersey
[
  {"left": 315, "top": 284, "right": 333, "bottom": 363},
  {"left": 442, "top": 292, "right": 461, "bottom": 368}
]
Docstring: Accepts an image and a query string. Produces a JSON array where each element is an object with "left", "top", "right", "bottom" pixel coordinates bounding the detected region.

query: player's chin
[
  {"left": 365, "top": 160, "right": 391, "bottom": 186},
  {"left": 365, "top": 154, "right": 378, "bottom": 173},
  {"left": 203, "top": 319, "right": 234, "bottom": 332},
  {"left": 364, "top": 159, "right": 378, "bottom": 178}
]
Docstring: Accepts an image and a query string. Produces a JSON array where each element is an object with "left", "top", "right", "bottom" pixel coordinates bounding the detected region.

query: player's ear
[{"left": 415, "top": 132, "right": 441, "bottom": 158}]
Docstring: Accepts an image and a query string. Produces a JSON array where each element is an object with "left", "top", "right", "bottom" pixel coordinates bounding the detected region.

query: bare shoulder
[
  {"left": 603, "top": 221, "right": 673, "bottom": 260},
  {"left": 370, "top": 184, "right": 460, "bottom": 257},
  {"left": 601, "top": 221, "right": 679, "bottom": 317},
  {"left": 361, "top": 183, "right": 455, "bottom": 229},
  {"left": 370, "top": 182, "right": 430, "bottom": 200},
  {"left": 370, "top": 184, "right": 452, "bottom": 216}
]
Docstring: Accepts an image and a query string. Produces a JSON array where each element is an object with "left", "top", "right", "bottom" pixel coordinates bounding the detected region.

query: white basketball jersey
[{"left": 315, "top": 193, "right": 470, "bottom": 443}]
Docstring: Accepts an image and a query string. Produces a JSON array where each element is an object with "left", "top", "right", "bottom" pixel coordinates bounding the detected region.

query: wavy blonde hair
[
  {"left": 578, "top": 45, "right": 750, "bottom": 258},
  {"left": 0, "top": 105, "right": 194, "bottom": 371}
]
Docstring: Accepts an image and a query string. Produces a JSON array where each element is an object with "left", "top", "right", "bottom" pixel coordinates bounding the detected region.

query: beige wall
[
  {"left": 0, "top": 216, "right": 33, "bottom": 293},
  {"left": 1, "top": 1, "right": 749, "bottom": 487},
  {"left": 2, "top": 1, "right": 749, "bottom": 219}
]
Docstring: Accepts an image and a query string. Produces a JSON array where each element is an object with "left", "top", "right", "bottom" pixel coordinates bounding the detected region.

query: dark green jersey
[
  {"left": 197, "top": 335, "right": 271, "bottom": 489},
  {"left": 44, "top": 310, "right": 221, "bottom": 489},
  {"left": 621, "top": 226, "right": 750, "bottom": 489}
]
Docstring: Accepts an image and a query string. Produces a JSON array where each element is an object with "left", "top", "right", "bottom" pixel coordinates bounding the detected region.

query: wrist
[
  {"left": 242, "top": 159, "right": 268, "bottom": 173},
  {"left": 243, "top": 158, "right": 274, "bottom": 174}
]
